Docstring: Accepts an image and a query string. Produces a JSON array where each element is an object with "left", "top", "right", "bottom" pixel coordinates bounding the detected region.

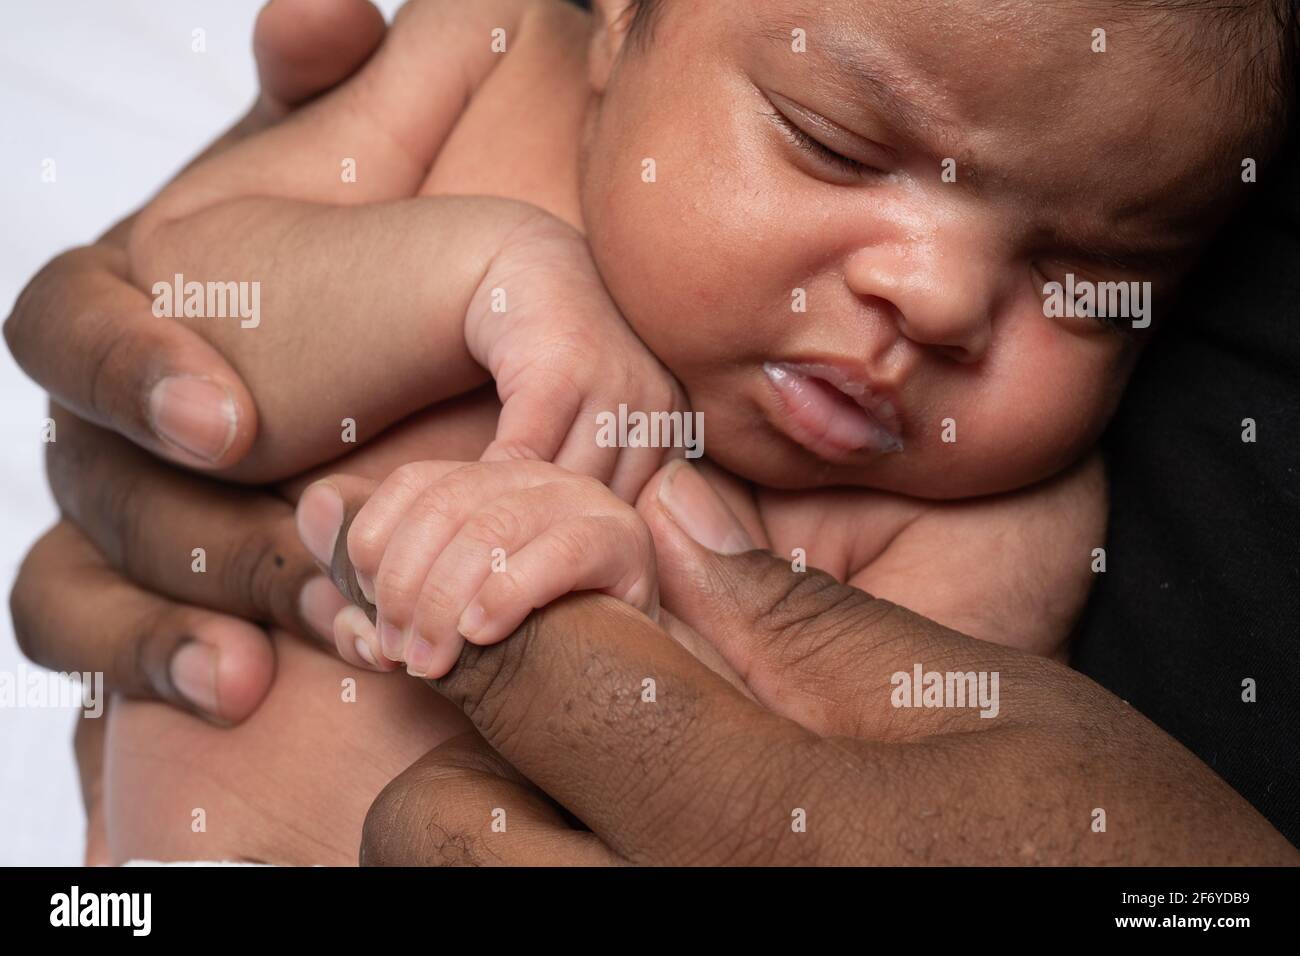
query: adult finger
[
  {"left": 46, "top": 407, "right": 343, "bottom": 646},
  {"left": 5, "top": 244, "right": 258, "bottom": 469},
  {"left": 636, "top": 460, "right": 1006, "bottom": 740},
  {"left": 361, "top": 733, "right": 619, "bottom": 866},
  {"left": 3, "top": 0, "right": 388, "bottom": 470},
  {"left": 254, "top": 0, "right": 387, "bottom": 117},
  {"left": 11, "top": 521, "right": 276, "bottom": 723}
]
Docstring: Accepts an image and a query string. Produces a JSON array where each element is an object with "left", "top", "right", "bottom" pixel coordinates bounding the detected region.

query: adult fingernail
[
  {"left": 657, "top": 461, "right": 754, "bottom": 554},
  {"left": 170, "top": 641, "right": 220, "bottom": 716},
  {"left": 299, "top": 575, "right": 347, "bottom": 641},
  {"left": 148, "top": 376, "right": 238, "bottom": 463},
  {"left": 379, "top": 619, "right": 404, "bottom": 661},
  {"left": 406, "top": 637, "right": 434, "bottom": 677},
  {"left": 296, "top": 482, "right": 343, "bottom": 566}
]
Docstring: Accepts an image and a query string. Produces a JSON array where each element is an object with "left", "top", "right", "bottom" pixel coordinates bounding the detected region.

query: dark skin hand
[
  {"left": 301, "top": 461, "right": 1296, "bottom": 866},
  {"left": 8, "top": 0, "right": 388, "bottom": 724},
  {"left": 7, "top": 0, "right": 388, "bottom": 861}
]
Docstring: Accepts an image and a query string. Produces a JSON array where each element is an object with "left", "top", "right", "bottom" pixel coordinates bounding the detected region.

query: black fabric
[{"left": 1073, "top": 137, "right": 1300, "bottom": 848}]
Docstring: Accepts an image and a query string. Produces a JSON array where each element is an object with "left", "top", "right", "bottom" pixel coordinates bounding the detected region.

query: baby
[{"left": 104, "top": 0, "right": 1291, "bottom": 862}]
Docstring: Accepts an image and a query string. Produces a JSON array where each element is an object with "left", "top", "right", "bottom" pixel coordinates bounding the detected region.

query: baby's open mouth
[{"left": 762, "top": 362, "right": 904, "bottom": 460}]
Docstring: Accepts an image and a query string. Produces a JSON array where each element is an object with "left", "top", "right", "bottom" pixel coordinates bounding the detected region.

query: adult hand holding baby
[
  {"left": 7, "top": 0, "right": 389, "bottom": 724},
  {"left": 311, "top": 460, "right": 1296, "bottom": 865}
]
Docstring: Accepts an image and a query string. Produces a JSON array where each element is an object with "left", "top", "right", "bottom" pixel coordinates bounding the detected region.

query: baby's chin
[{"left": 701, "top": 430, "right": 1062, "bottom": 500}]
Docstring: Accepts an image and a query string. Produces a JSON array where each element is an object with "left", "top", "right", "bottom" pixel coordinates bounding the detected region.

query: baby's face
[{"left": 581, "top": 0, "right": 1248, "bottom": 497}]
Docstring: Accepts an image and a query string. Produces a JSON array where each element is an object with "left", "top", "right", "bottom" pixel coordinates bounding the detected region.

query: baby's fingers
[
  {"left": 458, "top": 516, "right": 659, "bottom": 647},
  {"left": 609, "top": 444, "right": 687, "bottom": 503},
  {"left": 483, "top": 376, "right": 581, "bottom": 465},
  {"left": 345, "top": 461, "right": 470, "bottom": 601}
]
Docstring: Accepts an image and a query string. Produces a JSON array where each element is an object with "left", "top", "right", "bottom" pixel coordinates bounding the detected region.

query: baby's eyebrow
[
  {"left": 757, "top": 26, "right": 962, "bottom": 159},
  {"left": 1070, "top": 242, "right": 1186, "bottom": 274}
]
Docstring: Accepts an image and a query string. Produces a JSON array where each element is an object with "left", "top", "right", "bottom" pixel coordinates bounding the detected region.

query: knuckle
[
  {"left": 374, "top": 563, "right": 420, "bottom": 621},
  {"left": 4, "top": 252, "right": 72, "bottom": 357},
  {"left": 94, "top": 466, "right": 150, "bottom": 574},
  {"left": 345, "top": 511, "right": 384, "bottom": 575},
  {"left": 750, "top": 558, "right": 868, "bottom": 640},
  {"left": 464, "top": 506, "right": 522, "bottom": 554},
  {"left": 84, "top": 321, "right": 141, "bottom": 426},
  {"left": 567, "top": 471, "right": 608, "bottom": 498},
  {"left": 543, "top": 523, "right": 589, "bottom": 571},
  {"left": 414, "top": 481, "right": 462, "bottom": 527},
  {"left": 362, "top": 760, "right": 490, "bottom": 867},
  {"left": 486, "top": 438, "right": 543, "bottom": 462},
  {"left": 434, "top": 615, "right": 540, "bottom": 745},
  {"left": 9, "top": 553, "right": 43, "bottom": 663},
  {"left": 413, "top": 579, "right": 460, "bottom": 630},
  {"left": 10, "top": 524, "right": 80, "bottom": 667},
  {"left": 389, "top": 461, "right": 434, "bottom": 496},
  {"left": 225, "top": 517, "right": 295, "bottom": 617}
]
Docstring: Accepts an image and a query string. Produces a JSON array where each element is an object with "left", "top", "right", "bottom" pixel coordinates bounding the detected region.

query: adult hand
[
  {"left": 8, "top": 0, "right": 388, "bottom": 723},
  {"left": 351, "top": 461, "right": 1298, "bottom": 865},
  {"left": 12, "top": 409, "right": 343, "bottom": 723},
  {"left": 4, "top": 0, "right": 386, "bottom": 471}
]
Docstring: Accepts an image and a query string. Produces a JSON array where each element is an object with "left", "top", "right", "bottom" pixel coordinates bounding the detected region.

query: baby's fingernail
[
  {"left": 170, "top": 641, "right": 219, "bottom": 716},
  {"left": 296, "top": 482, "right": 343, "bottom": 566},
  {"left": 657, "top": 461, "right": 754, "bottom": 554},
  {"left": 335, "top": 605, "right": 382, "bottom": 669},
  {"left": 379, "top": 619, "right": 405, "bottom": 661},
  {"left": 355, "top": 637, "right": 378, "bottom": 666},
  {"left": 458, "top": 603, "right": 486, "bottom": 642},
  {"left": 299, "top": 575, "right": 347, "bottom": 641},
  {"left": 356, "top": 570, "right": 376, "bottom": 603},
  {"left": 406, "top": 637, "right": 434, "bottom": 677},
  {"left": 148, "top": 376, "right": 238, "bottom": 463}
]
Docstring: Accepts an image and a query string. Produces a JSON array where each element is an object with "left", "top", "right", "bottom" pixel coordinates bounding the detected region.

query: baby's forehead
[
  {"left": 752, "top": 0, "right": 1281, "bottom": 121},
  {"left": 746, "top": 0, "right": 1273, "bottom": 208}
]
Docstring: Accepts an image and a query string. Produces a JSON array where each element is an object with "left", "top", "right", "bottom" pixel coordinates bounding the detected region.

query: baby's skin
[{"left": 105, "top": 0, "right": 1267, "bottom": 863}]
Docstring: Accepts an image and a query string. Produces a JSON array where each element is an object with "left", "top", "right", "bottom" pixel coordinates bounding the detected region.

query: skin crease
[
  {"left": 581, "top": 0, "right": 1248, "bottom": 497},
  {"left": 84, "top": 0, "right": 1279, "bottom": 862}
]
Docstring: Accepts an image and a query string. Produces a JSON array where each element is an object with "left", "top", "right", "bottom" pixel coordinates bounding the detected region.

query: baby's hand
[
  {"left": 465, "top": 212, "right": 691, "bottom": 502},
  {"left": 347, "top": 459, "right": 658, "bottom": 678}
]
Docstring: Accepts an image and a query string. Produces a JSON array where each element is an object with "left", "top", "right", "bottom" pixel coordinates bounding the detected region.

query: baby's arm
[{"left": 127, "top": 0, "right": 542, "bottom": 481}]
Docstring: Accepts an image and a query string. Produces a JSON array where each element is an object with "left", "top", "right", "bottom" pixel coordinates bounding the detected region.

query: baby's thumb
[{"left": 481, "top": 385, "right": 573, "bottom": 465}]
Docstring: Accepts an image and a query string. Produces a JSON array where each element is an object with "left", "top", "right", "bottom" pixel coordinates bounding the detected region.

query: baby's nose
[{"left": 844, "top": 240, "right": 995, "bottom": 363}]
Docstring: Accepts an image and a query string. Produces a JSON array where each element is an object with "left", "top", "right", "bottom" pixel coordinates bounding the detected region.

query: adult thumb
[{"left": 636, "top": 460, "right": 930, "bottom": 737}]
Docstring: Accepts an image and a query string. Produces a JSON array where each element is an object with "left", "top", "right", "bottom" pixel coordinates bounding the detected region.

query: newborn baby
[{"left": 105, "top": 0, "right": 1290, "bottom": 863}]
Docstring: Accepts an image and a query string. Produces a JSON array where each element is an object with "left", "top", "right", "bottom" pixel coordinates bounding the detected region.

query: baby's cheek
[{"left": 968, "top": 336, "right": 1123, "bottom": 486}]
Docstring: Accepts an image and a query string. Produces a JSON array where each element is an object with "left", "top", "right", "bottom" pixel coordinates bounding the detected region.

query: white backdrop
[{"left": 0, "top": 0, "right": 403, "bottom": 866}]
